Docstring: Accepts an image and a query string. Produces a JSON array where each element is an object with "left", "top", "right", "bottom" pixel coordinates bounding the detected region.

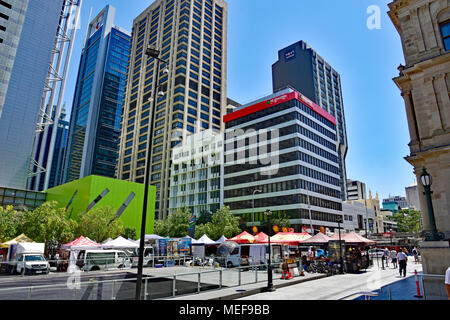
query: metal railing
[
  {"left": 339, "top": 291, "right": 379, "bottom": 300},
  {"left": 0, "top": 262, "right": 284, "bottom": 300}
]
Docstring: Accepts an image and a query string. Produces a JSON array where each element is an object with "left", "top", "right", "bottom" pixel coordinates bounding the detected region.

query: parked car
[
  {"left": 369, "top": 249, "right": 385, "bottom": 258},
  {"left": 76, "top": 250, "right": 132, "bottom": 272}
]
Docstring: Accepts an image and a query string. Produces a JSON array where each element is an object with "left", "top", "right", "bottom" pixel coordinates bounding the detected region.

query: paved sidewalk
[{"left": 239, "top": 257, "right": 423, "bottom": 300}]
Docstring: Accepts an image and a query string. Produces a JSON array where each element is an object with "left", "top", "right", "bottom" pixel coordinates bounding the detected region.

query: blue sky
[{"left": 64, "top": 0, "right": 416, "bottom": 202}]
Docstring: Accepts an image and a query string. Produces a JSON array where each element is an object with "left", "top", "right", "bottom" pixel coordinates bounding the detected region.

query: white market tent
[
  {"left": 191, "top": 235, "right": 218, "bottom": 258},
  {"left": 216, "top": 235, "right": 227, "bottom": 243},
  {"left": 102, "top": 236, "right": 139, "bottom": 249},
  {"left": 145, "top": 234, "right": 165, "bottom": 240}
]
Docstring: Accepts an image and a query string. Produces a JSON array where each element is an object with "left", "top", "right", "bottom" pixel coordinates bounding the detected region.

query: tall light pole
[
  {"left": 252, "top": 189, "right": 262, "bottom": 233},
  {"left": 265, "top": 209, "right": 275, "bottom": 292},
  {"left": 419, "top": 168, "right": 444, "bottom": 242},
  {"left": 135, "top": 46, "right": 168, "bottom": 300}
]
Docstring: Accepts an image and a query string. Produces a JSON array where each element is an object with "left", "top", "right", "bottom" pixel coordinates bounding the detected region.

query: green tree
[
  {"left": 195, "top": 206, "right": 241, "bottom": 240},
  {"left": 167, "top": 207, "right": 191, "bottom": 237},
  {"left": 121, "top": 227, "right": 137, "bottom": 240},
  {"left": 0, "top": 206, "right": 22, "bottom": 242},
  {"left": 76, "top": 206, "right": 123, "bottom": 243},
  {"left": 389, "top": 209, "right": 422, "bottom": 233},
  {"left": 154, "top": 219, "right": 169, "bottom": 237},
  {"left": 196, "top": 210, "right": 213, "bottom": 225},
  {"left": 21, "top": 201, "right": 77, "bottom": 249}
]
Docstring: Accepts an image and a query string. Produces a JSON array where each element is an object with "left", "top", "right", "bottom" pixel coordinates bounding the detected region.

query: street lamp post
[
  {"left": 135, "top": 46, "right": 168, "bottom": 300},
  {"left": 389, "top": 228, "right": 393, "bottom": 248},
  {"left": 419, "top": 168, "right": 444, "bottom": 241},
  {"left": 265, "top": 209, "right": 275, "bottom": 292},
  {"left": 252, "top": 190, "right": 262, "bottom": 233}
]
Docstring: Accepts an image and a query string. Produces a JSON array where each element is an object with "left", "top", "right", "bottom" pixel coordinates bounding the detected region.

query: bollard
[
  {"left": 414, "top": 270, "right": 423, "bottom": 298},
  {"left": 219, "top": 270, "right": 222, "bottom": 289},
  {"left": 197, "top": 272, "right": 201, "bottom": 293},
  {"left": 238, "top": 268, "right": 241, "bottom": 286},
  {"left": 27, "top": 287, "right": 32, "bottom": 300},
  {"left": 388, "top": 287, "right": 392, "bottom": 300}
]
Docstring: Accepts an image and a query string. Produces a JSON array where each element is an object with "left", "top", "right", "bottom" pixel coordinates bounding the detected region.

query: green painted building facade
[{"left": 46, "top": 175, "right": 155, "bottom": 236}]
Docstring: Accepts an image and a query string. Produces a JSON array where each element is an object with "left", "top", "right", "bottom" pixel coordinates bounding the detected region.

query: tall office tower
[
  {"left": 117, "top": 0, "right": 228, "bottom": 220},
  {"left": 64, "top": 6, "right": 131, "bottom": 183},
  {"left": 29, "top": 107, "right": 70, "bottom": 190},
  {"left": 0, "top": 0, "right": 66, "bottom": 189},
  {"left": 272, "top": 41, "right": 348, "bottom": 201},
  {"left": 346, "top": 179, "right": 367, "bottom": 201},
  {"left": 223, "top": 88, "right": 343, "bottom": 233}
]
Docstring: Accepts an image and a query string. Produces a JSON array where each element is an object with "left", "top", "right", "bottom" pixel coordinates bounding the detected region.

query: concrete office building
[
  {"left": 117, "top": 0, "right": 228, "bottom": 220},
  {"left": 346, "top": 179, "right": 367, "bottom": 201},
  {"left": 272, "top": 41, "right": 348, "bottom": 201},
  {"left": 0, "top": 0, "right": 65, "bottom": 189},
  {"left": 405, "top": 183, "right": 421, "bottom": 211},
  {"left": 65, "top": 6, "right": 131, "bottom": 183},
  {"left": 223, "top": 88, "right": 343, "bottom": 233},
  {"left": 342, "top": 201, "right": 376, "bottom": 234},
  {"left": 169, "top": 129, "right": 223, "bottom": 216}
]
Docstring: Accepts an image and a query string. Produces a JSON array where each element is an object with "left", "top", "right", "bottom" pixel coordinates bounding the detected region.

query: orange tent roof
[{"left": 228, "top": 231, "right": 256, "bottom": 244}]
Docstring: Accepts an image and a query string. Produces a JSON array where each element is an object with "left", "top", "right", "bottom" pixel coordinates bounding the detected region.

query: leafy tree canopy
[
  {"left": 389, "top": 209, "right": 422, "bottom": 233},
  {"left": 0, "top": 205, "right": 22, "bottom": 243},
  {"left": 76, "top": 206, "right": 123, "bottom": 243},
  {"left": 21, "top": 201, "right": 77, "bottom": 248}
]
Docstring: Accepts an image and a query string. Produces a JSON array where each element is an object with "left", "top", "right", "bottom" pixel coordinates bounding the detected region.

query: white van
[
  {"left": 76, "top": 250, "right": 132, "bottom": 272},
  {"left": 130, "top": 246, "right": 155, "bottom": 267}
]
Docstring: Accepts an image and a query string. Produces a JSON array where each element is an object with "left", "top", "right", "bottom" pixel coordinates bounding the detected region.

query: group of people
[{"left": 382, "top": 247, "right": 420, "bottom": 277}]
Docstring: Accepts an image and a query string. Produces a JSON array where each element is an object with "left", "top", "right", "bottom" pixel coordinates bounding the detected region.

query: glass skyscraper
[
  {"left": 64, "top": 5, "right": 131, "bottom": 182},
  {"left": 272, "top": 41, "right": 348, "bottom": 201},
  {"left": 117, "top": 0, "right": 228, "bottom": 220},
  {"left": 0, "top": 0, "right": 65, "bottom": 189}
]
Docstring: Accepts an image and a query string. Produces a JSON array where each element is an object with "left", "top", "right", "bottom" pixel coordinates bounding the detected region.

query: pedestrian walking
[
  {"left": 397, "top": 249, "right": 408, "bottom": 277},
  {"left": 412, "top": 247, "right": 419, "bottom": 264},
  {"left": 390, "top": 249, "right": 397, "bottom": 269},
  {"left": 384, "top": 248, "right": 390, "bottom": 267},
  {"left": 445, "top": 266, "right": 450, "bottom": 300}
]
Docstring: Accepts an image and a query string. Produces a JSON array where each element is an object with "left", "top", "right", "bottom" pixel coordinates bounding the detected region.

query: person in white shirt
[
  {"left": 445, "top": 266, "right": 450, "bottom": 300},
  {"left": 397, "top": 249, "right": 408, "bottom": 277}
]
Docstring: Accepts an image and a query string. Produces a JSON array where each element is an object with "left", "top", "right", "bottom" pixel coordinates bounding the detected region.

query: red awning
[
  {"left": 61, "top": 236, "right": 101, "bottom": 250},
  {"left": 228, "top": 231, "right": 256, "bottom": 244},
  {"left": 254, "top": 232, "right": 269, "bottom": 243}
]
